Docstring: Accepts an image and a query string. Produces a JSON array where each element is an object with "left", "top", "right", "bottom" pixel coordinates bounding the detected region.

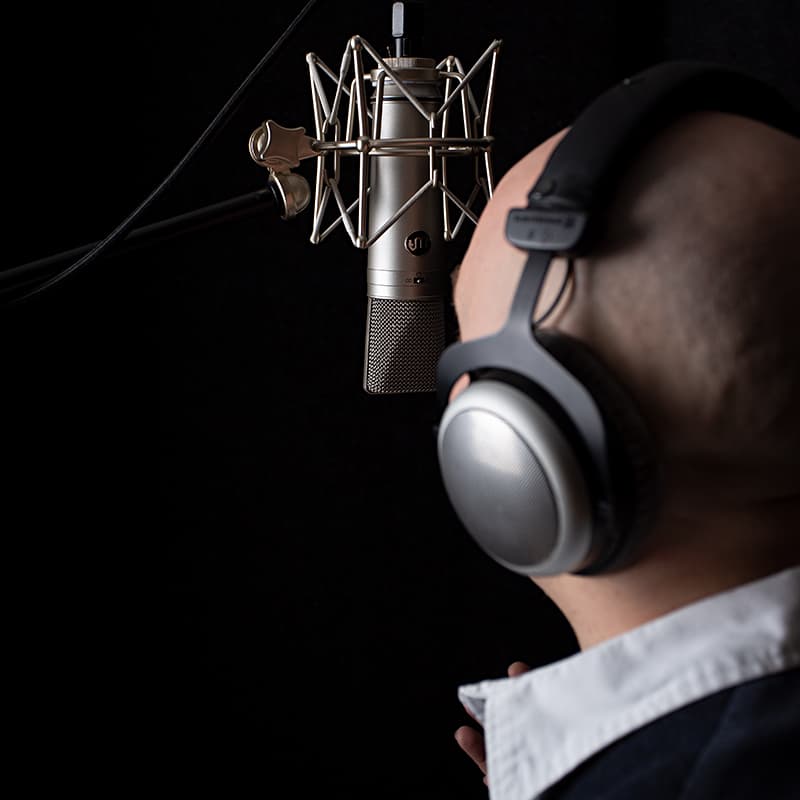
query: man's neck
[{"left": 534, "top": 507, "right": 800, "bottom": 650}]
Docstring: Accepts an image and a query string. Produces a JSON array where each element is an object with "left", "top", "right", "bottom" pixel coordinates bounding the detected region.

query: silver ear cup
[{"left": 437, "top": 380, "right": 594, "bottom": 576}]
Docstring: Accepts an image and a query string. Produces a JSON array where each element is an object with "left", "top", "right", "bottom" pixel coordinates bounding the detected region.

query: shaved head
[
  {"left": 454, "top": 111, "right": 800, "bottom": 512},
  {"left": 449, "top": 108, "right": 800, "bottom": 645}
]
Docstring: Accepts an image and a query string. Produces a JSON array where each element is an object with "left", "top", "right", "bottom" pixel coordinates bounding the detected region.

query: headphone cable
[
  {"left": 4, "top": 0, "right": 322, "bottom": 308},
  {"left": 535, "top": 258, "right": 575, "bottom": 325}
]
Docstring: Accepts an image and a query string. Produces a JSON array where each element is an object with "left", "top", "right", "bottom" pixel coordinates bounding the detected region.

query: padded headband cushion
[
  {"left": 535, "top": 330, "right": 662, "bottom": 573},
  {"left": 530, "top": 61, "right": 800, "bottom": 211},
  {"left": 520, "top": 61, "right": 800, "bottom": 256}
]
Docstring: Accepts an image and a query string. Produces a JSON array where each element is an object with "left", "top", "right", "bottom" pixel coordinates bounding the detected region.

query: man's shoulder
[{"left": 544, "top": 666, "right": 800, "bottom": 800}]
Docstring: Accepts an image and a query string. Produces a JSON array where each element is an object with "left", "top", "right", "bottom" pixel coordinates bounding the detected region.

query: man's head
[{"left": 448, "top": 111, "right": 800, "bottom": 644}]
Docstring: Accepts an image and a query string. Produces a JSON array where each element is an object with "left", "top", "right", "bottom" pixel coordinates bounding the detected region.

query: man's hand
[{"left": 454, "top": 662, "right": 531, "bottom": 786}]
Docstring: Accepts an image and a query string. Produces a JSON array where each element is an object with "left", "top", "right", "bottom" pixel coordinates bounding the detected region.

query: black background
[{"left": 4, "top": 1, "right": 798, "bottom": 797}]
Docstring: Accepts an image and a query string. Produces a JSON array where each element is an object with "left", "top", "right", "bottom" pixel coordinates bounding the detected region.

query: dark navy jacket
[{"left": 544, "top": 667, "right": 800, "bottom": 799}]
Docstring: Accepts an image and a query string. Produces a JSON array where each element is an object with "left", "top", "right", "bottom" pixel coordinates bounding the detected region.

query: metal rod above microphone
[{"left": 392, "top": 1, "right": 425, "bottom": 59}]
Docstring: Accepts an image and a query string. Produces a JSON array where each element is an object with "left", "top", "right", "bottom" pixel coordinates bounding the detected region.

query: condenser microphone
[
  {"left": 363, "top": 55, "right": 448, "bottom": 394},
  {"left": 248, "top": 2, "right": 501, "bottom": 394}
]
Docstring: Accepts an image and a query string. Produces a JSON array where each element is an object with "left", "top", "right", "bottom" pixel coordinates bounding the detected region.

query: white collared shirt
[{"left": 458, "top": 565, "right": 800, "bottom": 800}]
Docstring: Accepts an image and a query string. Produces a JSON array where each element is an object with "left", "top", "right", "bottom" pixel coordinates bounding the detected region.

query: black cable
[
  {"left": 4, "top": 0, "right": 322, "bottom": 308},
  {"left": 0, "top": 188, "right": 278, "bottom": 297},
  {"left": 534, "top": 258, "right": 574, "bottom": 325}
]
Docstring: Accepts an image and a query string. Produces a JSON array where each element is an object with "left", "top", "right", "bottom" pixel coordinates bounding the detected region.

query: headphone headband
[
  {"left": 505, "top": 60, "right": 800, "bottom": 255},
  {"left": 441, "top": 60, "right": 799, "bottom": 404},
  {"left": 435, "top": 60, "right": 798, "bottom": 576}
]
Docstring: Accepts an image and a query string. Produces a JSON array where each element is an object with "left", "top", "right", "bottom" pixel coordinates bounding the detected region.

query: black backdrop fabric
[{"left": 4, "top": 2, "right": 798, "bottom": 797}]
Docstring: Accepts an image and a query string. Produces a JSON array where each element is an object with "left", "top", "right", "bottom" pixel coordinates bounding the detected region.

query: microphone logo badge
[
  {"left": 248, "top": 4, "right": 501, "bottom": 394},
  {"left": 405, "top": 231, "right": 431, "bottom": 256}
]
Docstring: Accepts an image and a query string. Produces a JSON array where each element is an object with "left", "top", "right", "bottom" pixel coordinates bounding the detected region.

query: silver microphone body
[{"left": 364, "top": 58, "right": 447, "bottom": 394}]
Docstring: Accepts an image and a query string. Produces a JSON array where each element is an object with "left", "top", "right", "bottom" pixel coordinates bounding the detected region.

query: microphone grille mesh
[{"left": 364, "top": 298, "right": 445, "bottom": 394}]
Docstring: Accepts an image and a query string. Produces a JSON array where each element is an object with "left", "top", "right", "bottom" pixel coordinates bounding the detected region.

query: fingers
[
  {"left": 455, "top": 662, "right": 532, "bottom": 789},
  {"left": 454, "top": 724, "right": 487, "bottom": 778}
]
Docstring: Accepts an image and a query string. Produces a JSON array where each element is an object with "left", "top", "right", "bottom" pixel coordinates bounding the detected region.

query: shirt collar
[{"left": 458, "top": 565, "right": 800, "bottom": 800}]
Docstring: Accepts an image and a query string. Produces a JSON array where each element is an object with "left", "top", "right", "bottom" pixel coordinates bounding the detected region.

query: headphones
[{"left": 435, "top": 60, "right": 799, "bottom": 578}]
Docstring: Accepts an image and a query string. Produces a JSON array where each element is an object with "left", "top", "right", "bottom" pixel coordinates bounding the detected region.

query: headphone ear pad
[
  {"left": 535, "top": 330, "right": 661, "bottom": 571},
  {"left": 437, "top": 377, "right": 598, "bottom": 576}
]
